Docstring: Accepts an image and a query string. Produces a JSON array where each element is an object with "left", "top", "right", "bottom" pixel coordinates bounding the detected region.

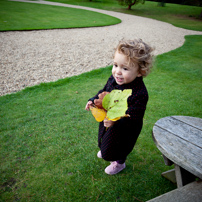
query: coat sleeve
[
  {"left": 88, "top": 75, "right": 113, "bottom": 103},
  {"left": 126, "top": 90, "right": 148, "bottom": 122}
]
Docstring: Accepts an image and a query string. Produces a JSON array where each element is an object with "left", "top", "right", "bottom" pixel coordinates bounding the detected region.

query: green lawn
[
  {"left": 1, "top": 0, "right": 202, "bottom": 201},
  {"left": 1, "top": 0, "right": 201, "bottom": 31},
  {"left": 48, "top": 0, "right": 202, "bottom": 31},
  {"left": 0, "top": 0, "right": 121, "bottom": 31},
  {"left": 1, "top": 35, "right": 201, "bottom": 201}
]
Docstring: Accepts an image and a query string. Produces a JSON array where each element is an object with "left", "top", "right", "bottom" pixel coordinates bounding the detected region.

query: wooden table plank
[
  {"left": 154, "top": 116, "right": 202, "bottom": 149},
  {"left": 172, "top": 116, "right": 202, "bottom": 130},
  {"left": 153, "top": 126, "right": 202, "bottom": 179}
]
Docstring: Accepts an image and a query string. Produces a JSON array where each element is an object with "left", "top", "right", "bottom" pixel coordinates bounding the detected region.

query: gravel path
[{"left": 1, "top": 0, "right": 202, "bottom": 96}]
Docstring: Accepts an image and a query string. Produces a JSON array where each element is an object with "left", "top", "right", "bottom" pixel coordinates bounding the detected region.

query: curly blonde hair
[{"left": 115, "top": 39, "right": 154, "bottom": 77}]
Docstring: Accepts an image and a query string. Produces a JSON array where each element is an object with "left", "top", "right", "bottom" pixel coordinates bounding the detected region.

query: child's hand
[
  {"left": 104, "top": 118, "right": 115, "bottom": 128},
  {"left": 85, "top": 101, "right": 93, "bottom": 111}
]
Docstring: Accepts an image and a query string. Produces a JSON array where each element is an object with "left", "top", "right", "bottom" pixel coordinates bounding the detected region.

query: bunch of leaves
[
  {"left": 94, "top": 91, "right": 109, "bottom": 109},
  {"left": 90, "top": 89, "right": 132, "bottom": 122}
]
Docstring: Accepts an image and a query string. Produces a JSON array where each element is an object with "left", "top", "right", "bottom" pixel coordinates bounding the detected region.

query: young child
[{"left": 85, "top": 39, "right": 154, "bottom": 175}]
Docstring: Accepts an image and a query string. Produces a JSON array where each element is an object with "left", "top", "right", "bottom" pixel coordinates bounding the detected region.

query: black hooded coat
[{"left": 89, "top": 75, "right": 148, "bottom": 161}]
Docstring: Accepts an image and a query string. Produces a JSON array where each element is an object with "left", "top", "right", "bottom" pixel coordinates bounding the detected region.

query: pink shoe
[
  {"left": 105, "top": 161, "right": 126, "bottom": 175},
  {"left": 97, "top": 151, "right": 102, "bottom": 158}
]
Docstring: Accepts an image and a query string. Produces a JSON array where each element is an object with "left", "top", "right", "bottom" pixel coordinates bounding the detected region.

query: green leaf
[{"left": 102, "top": 89, "right": 132, "bottom": 120}]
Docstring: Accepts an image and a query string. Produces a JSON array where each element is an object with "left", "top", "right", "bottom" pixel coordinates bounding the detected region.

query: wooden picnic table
[{"left": 152, "top": 116, "right": 202, "bottom": 188}]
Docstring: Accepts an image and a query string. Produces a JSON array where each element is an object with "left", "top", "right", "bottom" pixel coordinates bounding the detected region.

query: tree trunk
[
  {"left": 158, "top": 0, "right": 166, "bottom": 7},
  {"left": 200, "top": 10, "right": 202, "bottom": 18},
  {"left": 128, "top": 0, "right": 137, "bottom": 10}
]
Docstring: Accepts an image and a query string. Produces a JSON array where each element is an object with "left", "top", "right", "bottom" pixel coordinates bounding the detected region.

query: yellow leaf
[
  {"left": 90, "top": 106, "right": 107, "bottom": 122},
  {"left": 107, "top": 117, "right": 121, "bottom": 121},
  {"left": 107, "top": 114, "right": 130, "bottom": 121}
]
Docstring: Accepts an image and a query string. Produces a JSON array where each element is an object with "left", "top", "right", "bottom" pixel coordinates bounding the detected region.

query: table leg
[
  {"left": 163, "top": 155, "right": 173, "bottom": 166},
  {"left": 175, "top": 164, "right": 196, "bottom": 188}
]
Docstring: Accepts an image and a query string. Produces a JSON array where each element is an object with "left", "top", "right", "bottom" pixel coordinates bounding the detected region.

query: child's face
[{"left": 112, "top": 51, "right": 141, "bottom": 85}]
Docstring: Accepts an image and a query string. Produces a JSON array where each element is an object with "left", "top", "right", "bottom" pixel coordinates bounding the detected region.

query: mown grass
[
  {"left": 48, "top": 0, "right": 202, "bottom": 31},
  {"left": 0, "top": 0, "right": 121, "bottom": 31},
  {"left": 1, "top": 35, "right": 202, "bottom": 201}
]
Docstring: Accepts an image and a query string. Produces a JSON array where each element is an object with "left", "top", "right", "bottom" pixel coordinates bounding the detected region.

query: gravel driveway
[{"left": 1, "top": 0, "right": 202, "bottom": 96}]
